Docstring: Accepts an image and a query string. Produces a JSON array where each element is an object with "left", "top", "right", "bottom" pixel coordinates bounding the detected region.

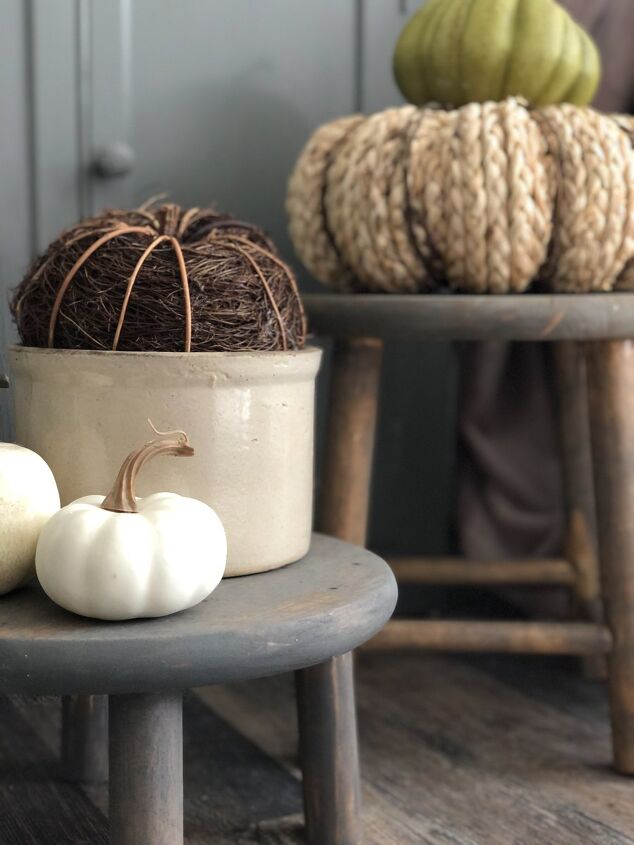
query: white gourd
[
  {"left": 36, "top": 427, "right": 226, "bottom": 621},
  {"left": 0, "top": 443, "right": 60, "bottom": 595}
]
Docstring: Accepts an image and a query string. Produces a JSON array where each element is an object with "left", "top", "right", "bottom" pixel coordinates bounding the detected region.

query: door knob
[{"left": 93, "top": 142, "right": 135, "bottom": 179}]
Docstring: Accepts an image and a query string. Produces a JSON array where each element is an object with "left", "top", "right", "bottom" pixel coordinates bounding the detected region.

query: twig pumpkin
[{"left": 12, "top": 201, "right": 306, "bottom": 352}]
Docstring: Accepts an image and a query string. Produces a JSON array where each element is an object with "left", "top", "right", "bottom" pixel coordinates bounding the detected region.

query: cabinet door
[
  {"left": 0, "top": 0, "right": 89, "bottom": 437},
  {"left": 0, "top": 1, "right": 35, "bottom": 437},
  {"left": 88, "top": 0, "right": 357, "bottom": 258}
]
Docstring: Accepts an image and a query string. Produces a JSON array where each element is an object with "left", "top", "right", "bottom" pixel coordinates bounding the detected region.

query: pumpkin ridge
[
  {"left": 338, "top": 116, "right": 375, "bottom": 288},
  {"left": 587, "top": 109, "right": 619, "bottom": 289},
  {"left": 460, "top": 103, "right": 488, "bottom": 291},
  {"left": 287, "top": 115, "right": 362, "bottom": 288},
  {"left": 497, "top": 0, "right": 522, "bottom": 102},
  {"left": 422, "top": 0, "right": 456, "bottom": 104},
  {"left": 429, "top": 0, "right": 466, "bottom": 105},
  {"left": 545, "top": 13, "right": 585, "bottom": 104},
  {"left": 561, "top": 29, "right": 600, "bottom": 106},
  {"left": 542, "top": 107, "right": 577, "bottom": 289},
  {"left": 444, "top": 109, "right": 469, "bottom": 285},
  {"left": 500, "top": 101, "right": 517, "bottom": 288},
  {"left": 393, "top": 4, "right": 431, "bottom": 105},
  {"left": 378, "top": 108, "right": 422, "bottom": 291},
  {"left": 594, "top": 113, "right": 631, "bottom": 289},
  {"left": 498, "top": 100, "right": 548, "bottom": 291},
  {"left": 530, "top": 3, "right": 568, "bottom": 104},
  {"left": 481, "top": 102, "right": 510, "bottom": 291},
  {"left": 541, "top": 105, "right": 602, "bottom": 291},
  {"left": 612, "top": 120, "right": 634, "bottom": 290},
  {"left": 462, "top": 0, "right": 527, "bottom": 105},
  {"left": 560, "top": 28, "right": 587, "bottom": 104},
  {"left": 334, "top": 116, "right": 377, "bottom": 291},
  {"left": 407, "top": 109, "right": 444, "bottom": 287},
  {"left": 320, "top": 117, "right": 365, "bottom": 285},
  {"left": 529, "top": 108, "right": 563, "bottom": 286},
  {"left": 346, "top": 113, "right": 385, "bottom": 289},
  {"left": 391, "top": 109, "right": 430, "bottom": 288},
  {"left": 406, "top": 109, "right": 449, "bottom": 287},
  {"left": 457, "top": 0, "right": 480, "bottom": 105}
]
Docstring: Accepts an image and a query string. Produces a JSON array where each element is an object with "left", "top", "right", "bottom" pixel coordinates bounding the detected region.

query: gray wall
[{"left": 0, "top": 0, "right": 456, "bottom": 555}]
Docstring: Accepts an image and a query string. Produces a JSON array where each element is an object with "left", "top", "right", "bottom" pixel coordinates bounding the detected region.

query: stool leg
[
  {"left": 109, "top": 692, "right": 183, "bottom": 845},
  {"left": 318, "top": 337, "right": 383, "bottom": 545},
  {"left": 62, "top": 694, "right": 109, "bottom": 783},
  {"left": 552, "top": 342, "right": 605, "bottom": 679},
  {"left": 586, "top": 340, "right": 634, "bottom": 773},
  {"left": 296, "top": 652, "right": 362, "bottom": 845}
]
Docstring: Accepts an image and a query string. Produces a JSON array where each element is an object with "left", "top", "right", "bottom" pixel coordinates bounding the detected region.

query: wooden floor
[{"left": 2, "top": 651, "right": 634, "bottom": 844}]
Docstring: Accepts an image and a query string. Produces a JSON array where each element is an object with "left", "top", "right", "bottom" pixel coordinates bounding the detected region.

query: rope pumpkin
[
  {"left": 286, "top": 98, "right": 634, "bottom": 295},
  {"left": 12, "top": 201, "right": 306, "bottom": 352}
]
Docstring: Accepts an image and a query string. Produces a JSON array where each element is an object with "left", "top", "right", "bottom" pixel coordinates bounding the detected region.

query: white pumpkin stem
[{"left": 101, "top": 427, "right": 194, "bottom": 513}]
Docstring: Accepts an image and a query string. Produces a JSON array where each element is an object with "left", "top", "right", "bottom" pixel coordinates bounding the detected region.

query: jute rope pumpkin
[
  {"left": 12, "top": 201, "right": 306, "bottom": 352},
  {"left": 287, "top": 98, "right": 634, "bottom": 294},
  {"left": 286, "top": 115, "right": 364, "bottom": 290}
]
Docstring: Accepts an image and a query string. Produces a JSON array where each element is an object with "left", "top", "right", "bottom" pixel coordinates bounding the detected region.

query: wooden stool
[
  {"left": 306, "top": 292, "right": 634, "bottom": 775},
  {"left": 0, "top": 534, "right": 397, "bottom": 845}
]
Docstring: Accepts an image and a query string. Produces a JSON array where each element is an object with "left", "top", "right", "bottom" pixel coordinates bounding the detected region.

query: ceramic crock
[{"left": 9, "top": 345, "right": 322, "bottom": 577}]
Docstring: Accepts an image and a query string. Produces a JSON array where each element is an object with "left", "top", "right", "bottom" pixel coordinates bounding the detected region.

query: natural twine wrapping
[
  {"left": 12, "top": 202, "right": 306, "bottom": 352},
  {"left": 287, "top": 98, "right": 634, "bottom": 294}
]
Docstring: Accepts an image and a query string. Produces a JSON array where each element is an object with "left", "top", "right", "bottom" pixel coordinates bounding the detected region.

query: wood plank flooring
[{"left": 2, "top": 651, "right": 634, "bottom": 844}]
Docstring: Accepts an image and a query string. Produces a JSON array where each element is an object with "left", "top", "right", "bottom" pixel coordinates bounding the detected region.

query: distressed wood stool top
[
  {"left": 303, "top": 293, "right": 634, "bottom": 342},
  {"left": 0, "top": 534, "right": 397, "bottom": 697}
]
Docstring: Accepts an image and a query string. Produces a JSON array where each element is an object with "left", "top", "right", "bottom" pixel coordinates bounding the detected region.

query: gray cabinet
[
  {"left": 0, "top": 0, "right": 455, "bottom": 555},
  {"left": 88, "top": 0, "right": 358, "bottom": 258}
]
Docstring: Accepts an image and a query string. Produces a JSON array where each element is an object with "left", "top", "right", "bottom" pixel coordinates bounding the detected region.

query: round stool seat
[
  {"left": 0, "top": 533, "right": 397, "bottom": 696},
  {"left": 304, "top": 292, "right": 634, "bottom": 342}
]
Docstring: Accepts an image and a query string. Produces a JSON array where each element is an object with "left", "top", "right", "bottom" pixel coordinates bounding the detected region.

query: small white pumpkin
[
  {"left": 36, "top": 426, "right": 226, "bottom": 620},
  {"left": 0, "top": 443, "right": 60, "bottom": 594}
]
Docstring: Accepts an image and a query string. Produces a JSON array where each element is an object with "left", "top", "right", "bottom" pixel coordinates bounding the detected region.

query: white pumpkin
[
  {"left": 0, "top": 443, "right": 60, "bottom": 594},
  {"left": 36, "top": 427, "right": 226, "bottom": 620}
]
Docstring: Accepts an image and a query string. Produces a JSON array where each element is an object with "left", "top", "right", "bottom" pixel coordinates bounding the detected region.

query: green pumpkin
[{"left": 393, "top": 0, "right": 601, "bottom": 107}]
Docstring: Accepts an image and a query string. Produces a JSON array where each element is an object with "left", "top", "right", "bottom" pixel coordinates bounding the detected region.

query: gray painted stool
[
  {"left": 305, "top": 291, "right": 634, "bottom": 775},
  {"left": 0, "top": 534, "right": 397, "bottom": 845}
]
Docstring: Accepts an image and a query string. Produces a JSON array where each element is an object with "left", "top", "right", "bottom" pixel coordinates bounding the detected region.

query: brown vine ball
[{"left": 11, "top": 202, "right": 306, "bottom": 353}]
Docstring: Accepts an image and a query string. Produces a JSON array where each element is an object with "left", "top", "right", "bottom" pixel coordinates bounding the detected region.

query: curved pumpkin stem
[
  {"left": 176, "top": 207, "right": 200, "bottom": 238},
  {"left": 101, "top": 424, "right": 194, "bottom": 514},
  {"left": 148, "top": 419, "right": 189, "bottom": 440}
]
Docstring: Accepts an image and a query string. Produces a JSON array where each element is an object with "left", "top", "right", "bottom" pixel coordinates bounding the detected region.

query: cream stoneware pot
[{"left": 10, "top": 345, "right": 322, "bottom": 576}]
